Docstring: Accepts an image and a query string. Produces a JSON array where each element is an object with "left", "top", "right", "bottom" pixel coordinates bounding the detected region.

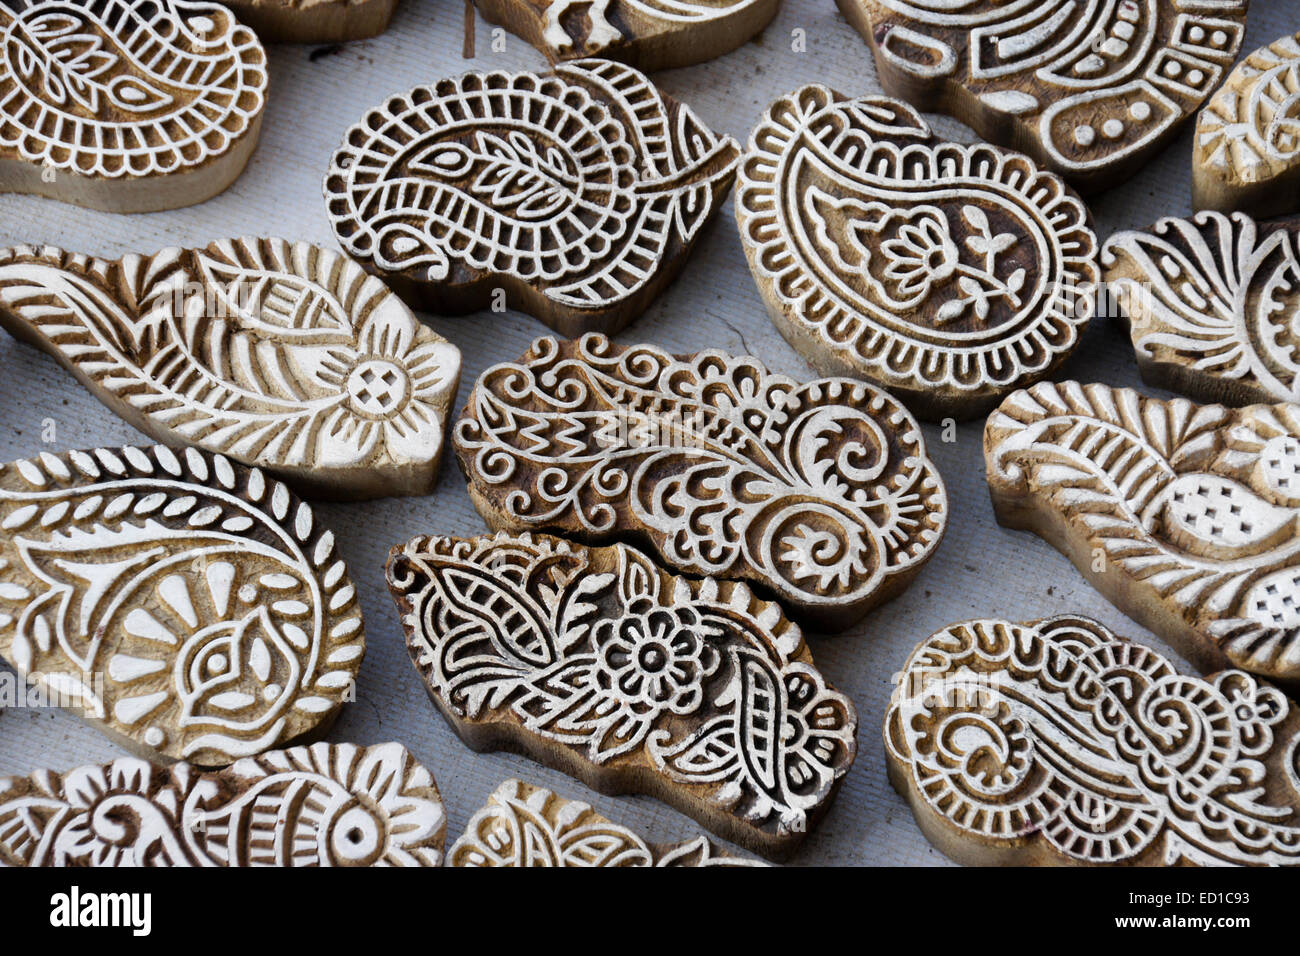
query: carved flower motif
[
  {"left": 41, "top": 757, "right": 173, "bottom": 866},
  {"left": 879, "top": 210, "right": 959, "bottom": 300},
  {"left": 591, "top": 599, "right": 720, "bottom": 721},
  {"left": 308, "top": 305, "right": 457, "bottom": 468}
]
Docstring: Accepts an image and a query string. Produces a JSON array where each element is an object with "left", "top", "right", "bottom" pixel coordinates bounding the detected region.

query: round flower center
[
  {"left": 346, "top": 360, "right": 409, "bottom": 417},
  {"left": 637, "top": 640, "right": 671, "bottom": 673}
]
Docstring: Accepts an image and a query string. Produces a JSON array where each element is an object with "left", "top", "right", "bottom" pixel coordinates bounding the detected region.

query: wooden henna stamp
[
  {"left": 467, "top": 0, "right": 779, "bottom": 72},
  {"left": 986, "top": 382, "right": 1300, "bottom": 684},
  {"left": 0, "top": 0, "right": 268, "bottom": 213},
  {"left": 0, "top": 742, "right": 445, "bottom": 866},
  {"left": 324, "top": 60, "right": 740, "bottom": 337},
  {"left": 736, "top": 88, "right": 1098, "bottom": 421},
  {"left": 838, "top": 0, "right": 1248, "bottom": 192},
  {"left": 386, "top": 532, "right": 857, "bottom": 860},
  {"left": 0, "top": 445, "right": 365, "bottom": 764},
  {"left": 0, "top": 239, "right": 462, "bottom": 499},
  {"left": 1104, "top": 212, "right": 1300, "bottom": 408},
  {"left": 887, "top": 615, "right": 1300, "bottom": 866},
  {"left": 452, "top": 334, "right": 948, "bottom": 629},
  {"left": 450, "top": 779, "right": 764, "bottom": 867},
  {"left": 1195, "top": 32, "right": 1300, "bottom": 218},
  {"left": 224, "top": 0, "right": 401, "bottom": 44}
]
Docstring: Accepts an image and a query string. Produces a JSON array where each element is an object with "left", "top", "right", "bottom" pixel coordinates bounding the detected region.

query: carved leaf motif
[
  {"left": 387, "top": 533, "right": 856, "bottom": 854},
  {"left": 0, "top": 240, "right": 461, "bottom": 495}
]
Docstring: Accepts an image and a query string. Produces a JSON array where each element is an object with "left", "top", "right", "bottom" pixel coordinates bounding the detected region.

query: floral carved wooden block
[
  {"left": 986, "top": 382, "right": 1300, "bottom": 683},
  {"left": 0, "top": 0, "right": 268, "bottom": 212},
  {"left": 453, "top": 334, "right": 948, "bottom": 629},
  {"left": 0, "top": 742, "right": 445, "bottom": 866},
  {"left": 887, "top": 615, "right": 1300, "bottom": 866},
  {"left": 839, "top": 0, "right": 1249, "bottom": 192},
  {"left": 736, "top": 89, "right": 1098, "bottom": 421},
  {"left": 0, "top": 445, "right": 365, "bottom": 764},
  {"left": 385, "top": 532, "right": 857, "bottom": 860},
  {"left": 0, "top": 239, "right": 462, "bottom": 499},
  {"left": 1104, "top": 212, "right": 1300, "bottom": 408},
  {"left": 224, "top": 0, "right": 401, "bottom": 44},
  {"left": 468, "top": 0, "right": 779, "bottom": 72},
  {"left": 450, "top": 779, "right": 764, "bottom": 867},
  {"left": 1195, "top": 32, "right": 1300, "bottom": 218},
  {"left": 324, "top": 60, "right": 740, "bottom": 337}
]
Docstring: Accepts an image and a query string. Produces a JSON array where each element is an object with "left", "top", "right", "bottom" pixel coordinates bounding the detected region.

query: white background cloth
[{"left": 0, "top": 0, "right": 1294, "bottom": 866}]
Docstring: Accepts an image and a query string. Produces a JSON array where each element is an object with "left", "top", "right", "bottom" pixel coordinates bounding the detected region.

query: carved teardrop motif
[{"left": 0, "top": 445, "right": 365, "bottom": 764}]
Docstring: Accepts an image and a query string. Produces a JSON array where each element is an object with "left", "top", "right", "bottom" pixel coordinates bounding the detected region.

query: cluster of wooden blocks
[{"left": 0, "top": 0, "right": 1299, "bottom": 868}]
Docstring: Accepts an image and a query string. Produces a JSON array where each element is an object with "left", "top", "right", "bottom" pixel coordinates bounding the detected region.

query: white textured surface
[{"left": 0, "top": 0, "right": 1293, "bottom": 867}]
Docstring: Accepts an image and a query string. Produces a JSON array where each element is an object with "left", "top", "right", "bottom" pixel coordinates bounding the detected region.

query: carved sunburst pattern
[
  {"left": 0, "top": 446, "right": 365, "bottom": 763},
  {"left": 0, "top": 743, "right": 445, "bottom": 866},
  {"left": 886, "top": 616, "right": 1300, "bottom": 866}
]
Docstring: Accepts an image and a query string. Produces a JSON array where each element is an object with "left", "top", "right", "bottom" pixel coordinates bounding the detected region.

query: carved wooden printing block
[
  {"left": 0, "top": 239, "right": 462, "bottom": 499},
  {"left": 324, "top": 59, "right": 740, "bottom": 337},
  {"left": 468, "top": 0, "right": 780, "bottom": 72},
  {"left": 386, "top": 532, "right": 857, "bottom": 860},
  {"left": 736, "top": 88, "right": 1098, "bottom": 421},
  {"left": 0, "top": 0, "right": 268, "bottom": 213},
  {"left": 1104, "top": 212, "right": 1300, "bottom": 407},
  {"left": 986, "top": 382, "right": 1300, "bottom": 683},
  {"left": 224, "top": 0, "right": 401, "bottom": 44},
  {"left": 839, "top": 0, "right": 1249, "bottom": 191},
  {"left": 0, "top": 742, "right": 445, "bottom": 866},
  {"left": 1195, "top": 32, "right": 1300, "bottom": 219},
  {"left": 453, "top": 334, "right": 948, "bottom": 629},
  {"left": 0, "top": 445, "right": 365, "bottom": 764},
  {"left": 887, "top": 615, "right": 1300, "bottom": 866},
  {"left": 451, "top": 779, "right": 764, "bottom": 866}
]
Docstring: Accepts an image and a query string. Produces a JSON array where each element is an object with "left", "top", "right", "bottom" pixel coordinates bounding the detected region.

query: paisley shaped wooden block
[
  {"left": 1195, "top": 32, "right": 1300, "bottom": 218},
  {"left": 0, "top": 742, "right": 444, "bottom": 866},
  {"left": 385, "top": 532, "right": 857, "bottom": 860},
  {"left": 453, "top": 334, "right": 948, "bottom": 629},
  {"left": 1104, "top": 212, "right": 1300, "bottom": 407},
  {"left": 450, "top": 779, "right": 764, "bottom": 867},
  {"left": 0, "top": 445, "right": 365, "bottom": 764},
  {"left": 0, "top": 0, "right": 268, "bottom": 213},
  {"left": 0, "top": 239, "right": 462, "bottom": 499},
  {"left": 324, "top": 59, "right": 740, "bottom": 337},
  {"left": 736, "top": 89, "right": 1098, "bottom": 421},
  {"left": 887, "top": 615, "right": 1300, "bottom": 866},
  {"left": 986, "top": 382, "right": 1300, "bottom": 683},
  {"left": 225, "top": 0, "right": 400, "bottom": 44},
  {"left": 840, "top": 0, "right": 1248, "bottom": 192},
  {"left": 469, "top": 0, "right": 779, "bottom": 72}
]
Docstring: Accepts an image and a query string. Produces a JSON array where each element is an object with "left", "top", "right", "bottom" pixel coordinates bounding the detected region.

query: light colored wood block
[
  {"left": 386, "top": 531, "right": 857, "bottom": 860},
  {"left": 0, "top": 1, "right": 268, "bottom": 213},
  {"left": 0, "top": 742, "right": 444, "bottom": 866},
  {"left": 1104, "top": 211, "right": 1300, "bottom": 407},
  {"left": 225, "top": 0, "right": 400, "bottom": 44},
  {"left": 887, "top": 615, "right": 1300, "bottom": 866},
  {"left": 0, "top": 239, "right": 462, "bottom": 500},
  {"left": 452, "top": 334, "right": 948, "bottom": 630},
  {"left": 1195, "top": 32, "right": 1300, "bottom": 218},
  {"left": 451, "top": 779, "right": 764, "bottom": 866},
  {"left": 986, "top": 382, "right": 1300, "bottom": 683},
  {"left": 736, "top": 87, "right": 1098, "bottom": 422},
  {"left": 0, "top": 445, "right": 365, "bottom": 764},
  {"left": 469, "top": 0, "right": 780, "bottom": 72},
  {"left": 324, "top": 59, "right": 739, "bottom": 337},
  {"left": 838, "top": 0, "right": 1249, "bottom": 192}
]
